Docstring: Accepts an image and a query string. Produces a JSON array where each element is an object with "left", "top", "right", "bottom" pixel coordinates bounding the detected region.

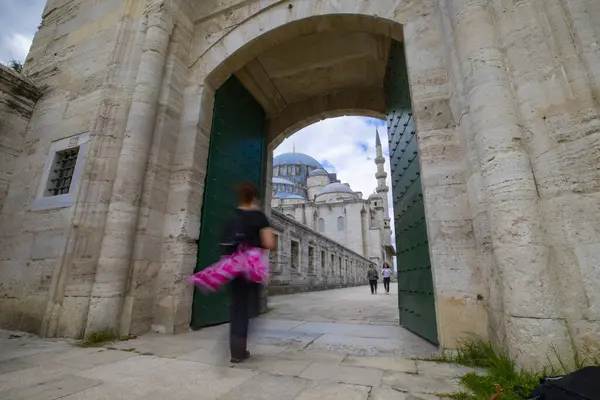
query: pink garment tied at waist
[{"left": 187, "top": 245, "right": 269, "bottom": 294}]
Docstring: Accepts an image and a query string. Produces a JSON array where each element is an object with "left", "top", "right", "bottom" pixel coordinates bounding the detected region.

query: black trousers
[
  {"left": 229, "top": 277, "right": 260, "bottom": 359},
  {"left": 383, "top": 277, "right": 391, "bottom": 292},
  {"left": 369, "top": 280, "right": 378, "bottom": 294}
]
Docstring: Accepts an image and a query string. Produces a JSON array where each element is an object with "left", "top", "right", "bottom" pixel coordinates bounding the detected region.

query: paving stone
[
  {"left": 0, "top": 364, "right": 79, "bottom": 391},
  {"left": 416, "top": 361, "right": 486, "bottom": 378},
  {"left": 343, "top": 356, "right": 418, "bottom": 373},
  {"left": 0, "top": 358, "right": 34, "bottom": 374},
  {"left": 6, "top": 347, "right": 100, "bottom": 365},
  {"left": 295, "top": 382, "right": 370, "bottom": 400},
  {"left": 0, "top": 374, "right": 101, "bottom": 400},
  {"left": 217, "top": 372, "right": 308, "bottom": 400},
  {"left": 299, "top": 362, "right": 384, "bottom": 386},
  {"left": 307, "top": 334, "right": 435, "bottom": 358},
  {"left": 75, "top": 355, "right": 173, "bottom": 382},
  {"left": 176, "top": 348, "right": 233, "bottom": 366},
  {"left": 234, "top": 354, "right": 313, "bottom": 376},
  {"left": 276, "top": 348, "right": 345, "bottom": 363},
  {"left": 55, "top": 349, "right": 137, "bottom": 369},
  {"left": 142, "top": 366, "right": 259, "bottom": 400},
  {"left": 368, "top": 386, "right": 441, "bottom": 400},
  {"left": 382, "top": 371, "right": 460, "bottom": 395}
]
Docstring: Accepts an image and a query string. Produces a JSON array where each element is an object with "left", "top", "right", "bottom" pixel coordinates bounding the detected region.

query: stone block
[
  {"left": 31, "top": 230, "right": 66, "bottom": 260},
  {"left": 295, "top": 382, "right": 370, "bottom": 400},
  {"left": 342, "top": 356, "right": 417, "bottom": 373},
  {"left": 382, "top": 371, "right": 461, "bottom": 395},
  {"left": 0, "top": 374, "right": 101, "bottom": 400},
  {"left": 218, "top": 372, "right": 307, "bottom": 400},
  {"left": 369, "top": 386, "right": 440, "bottom": 400},
  {"left": 416, "top": 361, "right": 485, "bottom": 378},
  {"left": 299, "top": 362, "right": 384, "bottom": 386},
  {"left": 235, "top": 354, "right": 313, "bottom": 376}
]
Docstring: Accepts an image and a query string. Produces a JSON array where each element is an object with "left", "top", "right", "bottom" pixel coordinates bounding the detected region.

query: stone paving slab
[
  {"left": 299, "top": 362, "right": 384, "bottom": 386},
  {"left": 368, "top": 386, "right": 442, "bottom": 400},
  {"left": 234, "top": 354, "right": 313, "bottom": 376},
  {"left": 0, "top": 287, "right": 470, "bottom": 400},
  {"left": 416, "top": 360, "right": 486, "bottom": 378},
  {"left": 343, "top": 355, "right": 418, "bottom": 373},
  {"left": 0, "top": 375, "right": 101, "bottom": 400},
  {"left": 382, "top": 371, "right": 461, "bottom": 395},
  {"left": 217, "top": 372, "right": 308, "bottom": 400},
  {"left": 296, "top": 381, "right": 370, "bottom": 400}
]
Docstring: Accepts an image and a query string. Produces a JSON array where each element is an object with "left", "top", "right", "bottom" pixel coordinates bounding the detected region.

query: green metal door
[
  {"left": 191, "top": 76, "right": 266, "bottom": 329},
  {"left": 385, "top": 40, "right": 438, "bottom": 344}
]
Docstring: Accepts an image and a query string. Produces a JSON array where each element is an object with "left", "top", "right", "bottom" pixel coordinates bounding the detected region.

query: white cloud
[
  {"left": 1, "top": 33, "right": 33, "bottom": 64},
  {"left": 274, "top": 116, "right": 397, "bottom": 266}
]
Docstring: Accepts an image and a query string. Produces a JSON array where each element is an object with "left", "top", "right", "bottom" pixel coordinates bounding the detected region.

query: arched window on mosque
[
  {"left": 287, "top": 166, "right": 292, "bottom": 175},
  {"left": 337, "top": 216, "right": 345, "bottom": 231},
  {"left": 273, "top": 167, "right": 279, "bottom": 177},
  {"left": 318, "top": 218, "right": 325, "bottom": 233}
]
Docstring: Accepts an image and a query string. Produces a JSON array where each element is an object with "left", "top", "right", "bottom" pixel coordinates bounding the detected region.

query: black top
[
  {"left": 236, "top": 209, "right": 270, "bottom": 248},
  {"left": 221, "top": 208, "right": 270, "bottom": 255}
]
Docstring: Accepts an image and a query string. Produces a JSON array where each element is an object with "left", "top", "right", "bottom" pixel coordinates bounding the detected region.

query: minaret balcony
[
  {"left": 376, "top": 171, "right": 387, "bottom": 179},
  {"left": 375, "top": 156, "right": 385, "bottom": 164}
]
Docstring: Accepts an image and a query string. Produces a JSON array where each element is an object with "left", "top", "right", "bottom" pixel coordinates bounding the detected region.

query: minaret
[{"left": 375, "top": 129, "right": 392, "bottom": 245}]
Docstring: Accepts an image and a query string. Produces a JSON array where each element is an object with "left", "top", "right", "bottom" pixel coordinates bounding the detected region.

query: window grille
[{"left": 47, "top": 148, "right": 79, "bottom": 196}]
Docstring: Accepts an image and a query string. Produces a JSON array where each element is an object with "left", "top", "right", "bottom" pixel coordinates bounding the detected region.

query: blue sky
[
  {"left": 274, "top": 116, "right": 396, "bottom": 245},
  {"left": 0, "top": 0, "right": 45, "bottom": 65}
]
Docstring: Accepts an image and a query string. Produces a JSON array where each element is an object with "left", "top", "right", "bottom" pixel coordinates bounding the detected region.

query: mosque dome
[
  {"left": 273, "top": 153, "right": 323, "bottom": 169},
  {"left": 272, "top": 177, "right": 296, "bottom": 185},
  {"left": 369, "top": 192, "right": 383, "bottom": 199},
  {"left": 309, "top": 168, "right": 329, "bottom": 176},
  {"left": 320, "top": 182, "right": 355, "bottom": 194}
]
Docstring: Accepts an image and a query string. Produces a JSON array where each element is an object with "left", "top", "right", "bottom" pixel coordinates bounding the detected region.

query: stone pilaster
[
  {"left": 446, "top": 0, "right": 570, "bottom": 365},
  {"left": 85, "top": 1, "right": 175, "bottom": 336}
]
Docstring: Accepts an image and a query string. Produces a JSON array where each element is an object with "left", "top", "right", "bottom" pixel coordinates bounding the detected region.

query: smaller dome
[
  {"left": 320, "top": 182, "right": 355, "bottom": 194},
  {"left": 274, "top": 193, "right": 305, "bottom": 200},
  {"left": 272, "top": 177, "right": 296, "bottom": 185},
  {"left": 309, "top": 168, "right": 328, "bottom": 176},
  {"left": 369, "top": 192, "right": 383, "bottom": 199}
]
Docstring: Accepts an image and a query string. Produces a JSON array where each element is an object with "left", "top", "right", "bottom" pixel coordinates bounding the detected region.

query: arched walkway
[{"left": 154, "top": 1, "right": 483, "bottom": 355}]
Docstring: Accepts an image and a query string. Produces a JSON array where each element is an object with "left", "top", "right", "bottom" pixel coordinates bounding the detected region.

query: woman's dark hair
[
  {"left": 235, "top": 181, "right": 260, "bottom": 204},
  {"left": 383, "top": 263, "right": 390, "bottom": 268}
]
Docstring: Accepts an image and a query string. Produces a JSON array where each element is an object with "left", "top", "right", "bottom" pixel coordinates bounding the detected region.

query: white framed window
[
  {"left": 318, "top": 218, "right": 325, "bottom": 233},
  {"left": 33, "top": 132, "right": 90, "bottom": 211}
]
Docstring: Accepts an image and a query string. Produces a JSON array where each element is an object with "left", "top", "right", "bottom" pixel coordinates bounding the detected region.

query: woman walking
[
  {"left": 382, "top": 263, "right": 392, "bottom": 294},
  {"left": 222, "top": 181, "right": 275, "bottom": 363},
  {"left": 367, "top": 264, "right": 379, "bottom": 294}
]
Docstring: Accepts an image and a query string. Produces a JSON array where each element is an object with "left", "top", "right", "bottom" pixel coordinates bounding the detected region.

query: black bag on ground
[{"left": 521, "top": 366, "right": 600, "bottom": 400}]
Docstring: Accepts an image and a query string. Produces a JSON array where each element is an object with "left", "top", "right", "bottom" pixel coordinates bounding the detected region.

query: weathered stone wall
[
  {"left": 0, "top": 66, "right": 41, "bottom": 213},
  {"left": 269, "top": 211, "right": 371, "bottom": 295},
  {"left": 0, "top": 0, "right": 597, "bottom": 368}
]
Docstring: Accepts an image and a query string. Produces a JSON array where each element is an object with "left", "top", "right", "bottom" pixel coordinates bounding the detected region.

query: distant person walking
[
  {"left": 367, "top": 264, "right": 379, "bottom": 294},
  {"left": 382, "top": 263, "right": 392, "bottom": 294}
]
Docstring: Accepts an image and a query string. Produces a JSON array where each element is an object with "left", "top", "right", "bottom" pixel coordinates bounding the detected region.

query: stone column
[
  {"left": 85, "top": 2, "right": 174, "bottom": 336},
  {"left": 447, "top": 0, "right": 566, "bottom": 364}
]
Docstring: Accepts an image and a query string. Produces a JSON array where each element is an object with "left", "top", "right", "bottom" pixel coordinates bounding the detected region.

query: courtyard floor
[{"left": 0, "top": 285, "right": 481, "bottom": 399}]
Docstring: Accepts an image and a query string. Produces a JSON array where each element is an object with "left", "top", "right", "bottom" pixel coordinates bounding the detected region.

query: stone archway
[
  {"left": 154, "top": 1, "right": 487, "bottom": 355},
  {"left": 10, "top": 0, "right": 597, "bottom": 369}
]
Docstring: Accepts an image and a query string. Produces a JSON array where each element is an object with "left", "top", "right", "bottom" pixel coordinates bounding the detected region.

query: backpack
[
  {"left": 220, "top": 212, "right": 247, "bottom": 256},
  {"left": 519, "top": 367, "right": 600, "bottom": 400}
]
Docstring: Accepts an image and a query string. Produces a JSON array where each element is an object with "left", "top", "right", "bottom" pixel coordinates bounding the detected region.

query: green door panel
[
  {"left": 385, "top": 40, "right": 438, "bottom": 345},
  {"left": 191, "top": 75, "right": 266, "bottom": 329}
]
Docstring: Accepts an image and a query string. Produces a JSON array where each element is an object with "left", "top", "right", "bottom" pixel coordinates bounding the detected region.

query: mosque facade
[{"left": 271, "top": 131, "right": 395, "bottom": 267}]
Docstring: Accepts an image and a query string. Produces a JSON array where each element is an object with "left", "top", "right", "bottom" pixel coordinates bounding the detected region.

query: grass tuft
[
  {"left": 420, "top": 336, "right": 599, "bottom": 400},
  {"left": 80, "top": 331, "right": 118, "bottom": 347}
]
